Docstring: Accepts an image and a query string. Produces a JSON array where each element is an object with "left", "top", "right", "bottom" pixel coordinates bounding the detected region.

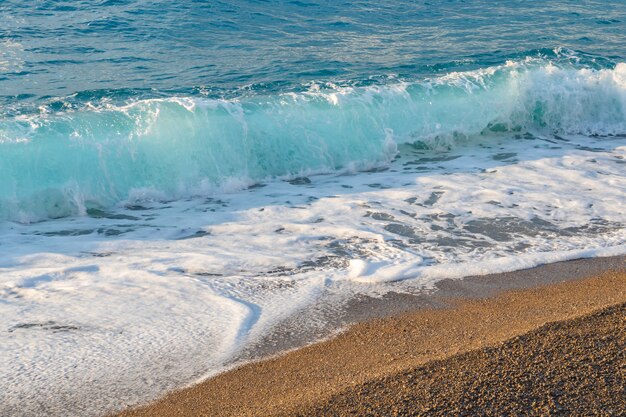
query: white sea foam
[{"left": 1, "top": 130, "right": 625, "bottom": 416}]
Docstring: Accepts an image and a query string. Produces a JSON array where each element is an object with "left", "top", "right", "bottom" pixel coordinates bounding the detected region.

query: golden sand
[{"left": 116, "top": 268, "right": 626, "bottom": 416}]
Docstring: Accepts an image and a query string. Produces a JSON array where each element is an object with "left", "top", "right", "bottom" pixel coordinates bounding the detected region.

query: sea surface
[{"left": 1, "top": 1, "right": 626, "bottom": 415}]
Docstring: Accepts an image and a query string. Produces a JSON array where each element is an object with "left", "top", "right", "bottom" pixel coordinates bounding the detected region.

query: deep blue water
[{"left": 1, "top": 0, "right": 624, "bottom": 104}]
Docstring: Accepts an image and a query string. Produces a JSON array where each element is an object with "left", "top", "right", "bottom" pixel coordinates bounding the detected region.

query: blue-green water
[
  {"left": 1, "top": 1, "right": 625, "bottom": 221},
  {"left": 2, "top": 1, "right": 624, "bottom": 103}
]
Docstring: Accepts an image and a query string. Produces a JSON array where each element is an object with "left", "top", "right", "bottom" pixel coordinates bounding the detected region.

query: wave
[{"left": 1, "top": 59, "right": 625, "bottom": 222}]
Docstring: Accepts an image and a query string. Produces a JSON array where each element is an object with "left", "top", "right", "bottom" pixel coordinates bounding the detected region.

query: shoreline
[
  {"left": 115, "top": 255, "right": 626, "bottom": 416},
  {"left": 235, "top": 253, "right": 626, "bottom": 363}
]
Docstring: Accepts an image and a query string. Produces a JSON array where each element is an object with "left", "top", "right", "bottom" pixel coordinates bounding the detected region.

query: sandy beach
[{"left": 115, "top": 255, "right": 626, "bottom": 416}]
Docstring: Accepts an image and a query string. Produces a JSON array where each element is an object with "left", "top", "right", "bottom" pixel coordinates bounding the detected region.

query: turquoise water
[{"left": 1, "top": 1, "right": 625, "bottom": 221}]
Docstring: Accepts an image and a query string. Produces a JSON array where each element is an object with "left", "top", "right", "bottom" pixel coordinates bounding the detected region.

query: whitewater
[
  {"left": 1, "top": 58, "right": 626, "bottom": 416},
  {"left": 1, "top": 0, "right": 626, "bottom": 415}
]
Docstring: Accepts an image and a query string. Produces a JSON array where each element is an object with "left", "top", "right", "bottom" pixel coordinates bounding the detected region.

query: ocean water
[{"left": 1, "top": 1, "right": 626, "bottom": 415}]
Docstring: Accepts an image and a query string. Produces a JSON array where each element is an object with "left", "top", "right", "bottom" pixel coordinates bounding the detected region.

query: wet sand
[{"left": 116, "top": 256, "right": 626, "bottom": 416}]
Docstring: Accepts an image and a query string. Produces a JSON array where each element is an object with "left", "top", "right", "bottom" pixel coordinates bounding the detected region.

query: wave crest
[{"left": 1, "top": 59, "right": 625, "bottom": 222}]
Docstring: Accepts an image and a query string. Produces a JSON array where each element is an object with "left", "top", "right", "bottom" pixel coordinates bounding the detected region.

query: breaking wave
[{"left": 1, "top": 59, "right": 625, "bottom": 222}]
